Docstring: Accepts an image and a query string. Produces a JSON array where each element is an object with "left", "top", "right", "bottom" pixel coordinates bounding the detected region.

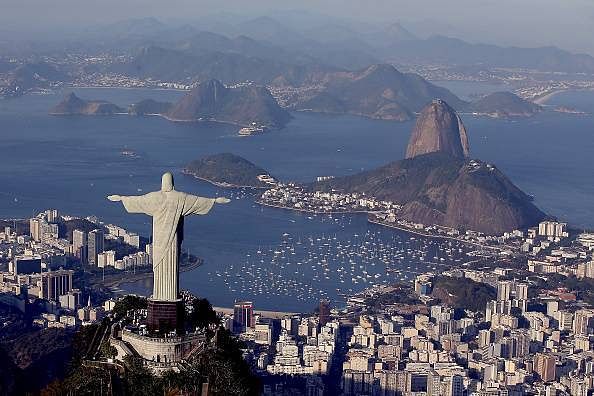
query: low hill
[
  {"left": 465, "top": 91, "right": 541, "bottom": 118},
  {"left": 167, "top": 79, "right": 291, "bottom": 128},
  {"left": 290, "top": 64, "right": 465, "bottom": 121},
  {"left": 184, "top": 153, "right": 273, "bottom": 188},
  {"left": 50, "top": 93, "right": 124, "bottom": 115},
  {"left": 2, "top": 62, "right": 68, "bottom": 98},
  {"left": 431, "top": 276, "right": 496, "bottom": 312},
  {"left": 314, "top": 152, "right": 546, "bottom": 235}
]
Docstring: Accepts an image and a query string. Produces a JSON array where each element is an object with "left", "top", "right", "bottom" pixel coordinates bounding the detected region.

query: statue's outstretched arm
[
  {"left": 183, "top": 195, "right": 229, "bottom": 216},
  {"left": 107, "top": 192, "right": 158, "bottom": 215}
]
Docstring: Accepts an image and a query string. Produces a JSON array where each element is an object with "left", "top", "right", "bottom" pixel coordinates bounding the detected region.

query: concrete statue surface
[{"left": 108, "top": 171, "right": 229, "bottom": 333}]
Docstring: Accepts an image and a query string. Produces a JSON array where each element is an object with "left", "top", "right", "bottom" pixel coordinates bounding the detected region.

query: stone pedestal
[
  {"left": 117, "top": 329, "right": 206, "bottom": 374},
  {"left": 147, "top": 299, "right": 184, "bottom": 334}
]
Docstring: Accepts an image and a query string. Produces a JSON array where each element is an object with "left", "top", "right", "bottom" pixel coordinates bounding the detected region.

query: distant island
[
  {"left": 465, "top": 91, "right": 541, "bottom": 118},
  {"left": 50, "top": 92, "right": 125, "bottom": 115},
  {"left": 50, "top": 80, "right": 291, "bottom": 130},
  {"left": 184, "top": 153, "right": 275, "bottom": 188},
  {"left": 166, "top": 79, "right": 291, "bottom": 128},
  {"left": 49, "top": 82, "right": 550, "bottom": 134}
]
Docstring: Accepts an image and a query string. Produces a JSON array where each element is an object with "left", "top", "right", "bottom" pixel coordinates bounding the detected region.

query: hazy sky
[{"left": 2, "top": 0, "right": 594, "bottom": 54}]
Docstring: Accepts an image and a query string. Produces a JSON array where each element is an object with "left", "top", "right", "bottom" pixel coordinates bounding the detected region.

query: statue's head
[{"left": 161, "top": 172, "right": 174, "bottom": 192}]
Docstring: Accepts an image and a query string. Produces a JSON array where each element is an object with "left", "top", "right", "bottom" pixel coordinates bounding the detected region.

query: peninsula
[
  {"left": 313, "top": 100, "right": 546, "bottom": 234},
  {"left": 465, "top": 91, "right": 541, "bottom": 118}
]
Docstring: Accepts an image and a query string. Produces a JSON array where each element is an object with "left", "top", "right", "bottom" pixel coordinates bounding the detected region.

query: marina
[{"left": 209, "top": 217, "right": 478, "bottom": 309}]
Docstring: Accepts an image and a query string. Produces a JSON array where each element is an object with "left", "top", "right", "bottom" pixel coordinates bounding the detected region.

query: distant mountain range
[
  {"left": 290, "top": 64, "right": 465, "bottom": 121},
  {"left": 4, "top": 16, "right": 578, "bottom": 122},
  {"left": 110, "top": 45, "right": 336, "bottom": 87},
  {"left": 93, "top": 17, "right": 594, "bottom": 75},
  {"left": 313, "top": 101, "right": 546, "bottom": 234},
  {"left": 383, "top": 36, "right": 594, "bottom": 74}
]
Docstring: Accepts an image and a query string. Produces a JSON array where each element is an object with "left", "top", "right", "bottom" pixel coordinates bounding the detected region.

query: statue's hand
[
  {"left": 107, "top": 195, "right": 122, "bottom": 202},
  {"left": 215, "top": 197, "right": 231, "bottom": 204}
]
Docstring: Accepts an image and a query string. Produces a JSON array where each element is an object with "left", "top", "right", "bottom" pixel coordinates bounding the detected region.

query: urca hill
[{"left": 314, "top": 99, "right": 546, "bottom": 235}]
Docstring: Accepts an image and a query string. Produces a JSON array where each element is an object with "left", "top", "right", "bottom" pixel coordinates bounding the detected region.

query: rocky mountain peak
[{"left": 405, "top": 99, "right": 469, "bottom": 159}]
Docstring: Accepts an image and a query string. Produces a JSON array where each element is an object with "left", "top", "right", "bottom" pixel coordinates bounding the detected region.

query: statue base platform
[
  {"left": 147, "top": 299, "right": 184, "bottom": 335},
  {"left": 115, "top": 329, "right": 206, "bottom": 375}
]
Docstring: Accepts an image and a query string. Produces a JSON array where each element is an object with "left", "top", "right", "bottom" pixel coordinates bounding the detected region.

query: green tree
[
  {"left": 188, "top": 298, "right": 220, "bottom": 334},
  {"left": 190, "top": 329, "right": 260, "bottom": 396},
  {"left": 112, "top": 295, "right": 148, "bottom": 319},
  {"left": 123, "top": 356, "right": 161, "bottom": 396}
]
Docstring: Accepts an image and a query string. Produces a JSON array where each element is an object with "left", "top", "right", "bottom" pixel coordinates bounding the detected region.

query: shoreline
[
  {"left": 367, "top": 217, "right": 504, "bottom": 252},
  {"left": 533, "top": 87, "right": 594, "bottom": 105},
  {"left": 255, "top": 199, "right": 380, "bottom": 215},
  {"left": 69, "top": 85, "right": 189, "bottom": 92},
  {"left": 182, "top": 170, "right": 269, "bottom": 190},
  {"left": 213, "top": 306, "right": 299, "bottom": 319}
]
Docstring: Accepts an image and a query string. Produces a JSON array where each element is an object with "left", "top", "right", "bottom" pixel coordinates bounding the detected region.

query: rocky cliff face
[
  {"left": 166, "top": 79, "right": 291, "bottom": 128},
  {"left": 405, "top": 99, "right": 469, "bottom": 159}
]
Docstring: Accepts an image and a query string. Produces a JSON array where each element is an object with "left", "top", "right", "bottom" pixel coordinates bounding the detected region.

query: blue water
[
  {"left": 433, "top": 80, "right": 508, "bottom": 101},
  {"left": 0, "top": 87, "right": 593, "bottom": 311}
]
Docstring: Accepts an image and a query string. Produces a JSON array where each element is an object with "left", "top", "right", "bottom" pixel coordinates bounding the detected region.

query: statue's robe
[{"left": 120, "top": 190, "right": 215, "bottom": 301}]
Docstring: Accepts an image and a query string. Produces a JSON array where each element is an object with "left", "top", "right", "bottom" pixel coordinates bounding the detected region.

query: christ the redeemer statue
[{"left": 108, "top": 172, "right": 229, "bottom": 333}]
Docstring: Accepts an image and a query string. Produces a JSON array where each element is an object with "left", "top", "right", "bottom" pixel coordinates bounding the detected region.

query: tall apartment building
[
  {"left": 40, "top": 269, "right": 74, "bottom": 301},
  {"left": 88, "top": 229, "right": 104, "bottom": 267},
  {"left": 30, "top": 218, "right": 42, "bottom": 242},
  {"left": 534, "top": 353, "right": 556, "bottom": 382},
  {"left": 72, "top": 229, "right": 88, "bottom": 264},
  {"left": 233, "top": 300, "right": 254, "bottom": 333}
]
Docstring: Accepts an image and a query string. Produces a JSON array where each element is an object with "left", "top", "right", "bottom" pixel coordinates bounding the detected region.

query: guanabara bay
[{"left": 1, "top": 2, "right": 594, "bottom": 396}]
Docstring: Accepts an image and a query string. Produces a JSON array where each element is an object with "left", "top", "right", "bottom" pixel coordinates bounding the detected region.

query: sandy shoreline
[{"left": 533, "top": 87, "right": 594, "bottom": 105}]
